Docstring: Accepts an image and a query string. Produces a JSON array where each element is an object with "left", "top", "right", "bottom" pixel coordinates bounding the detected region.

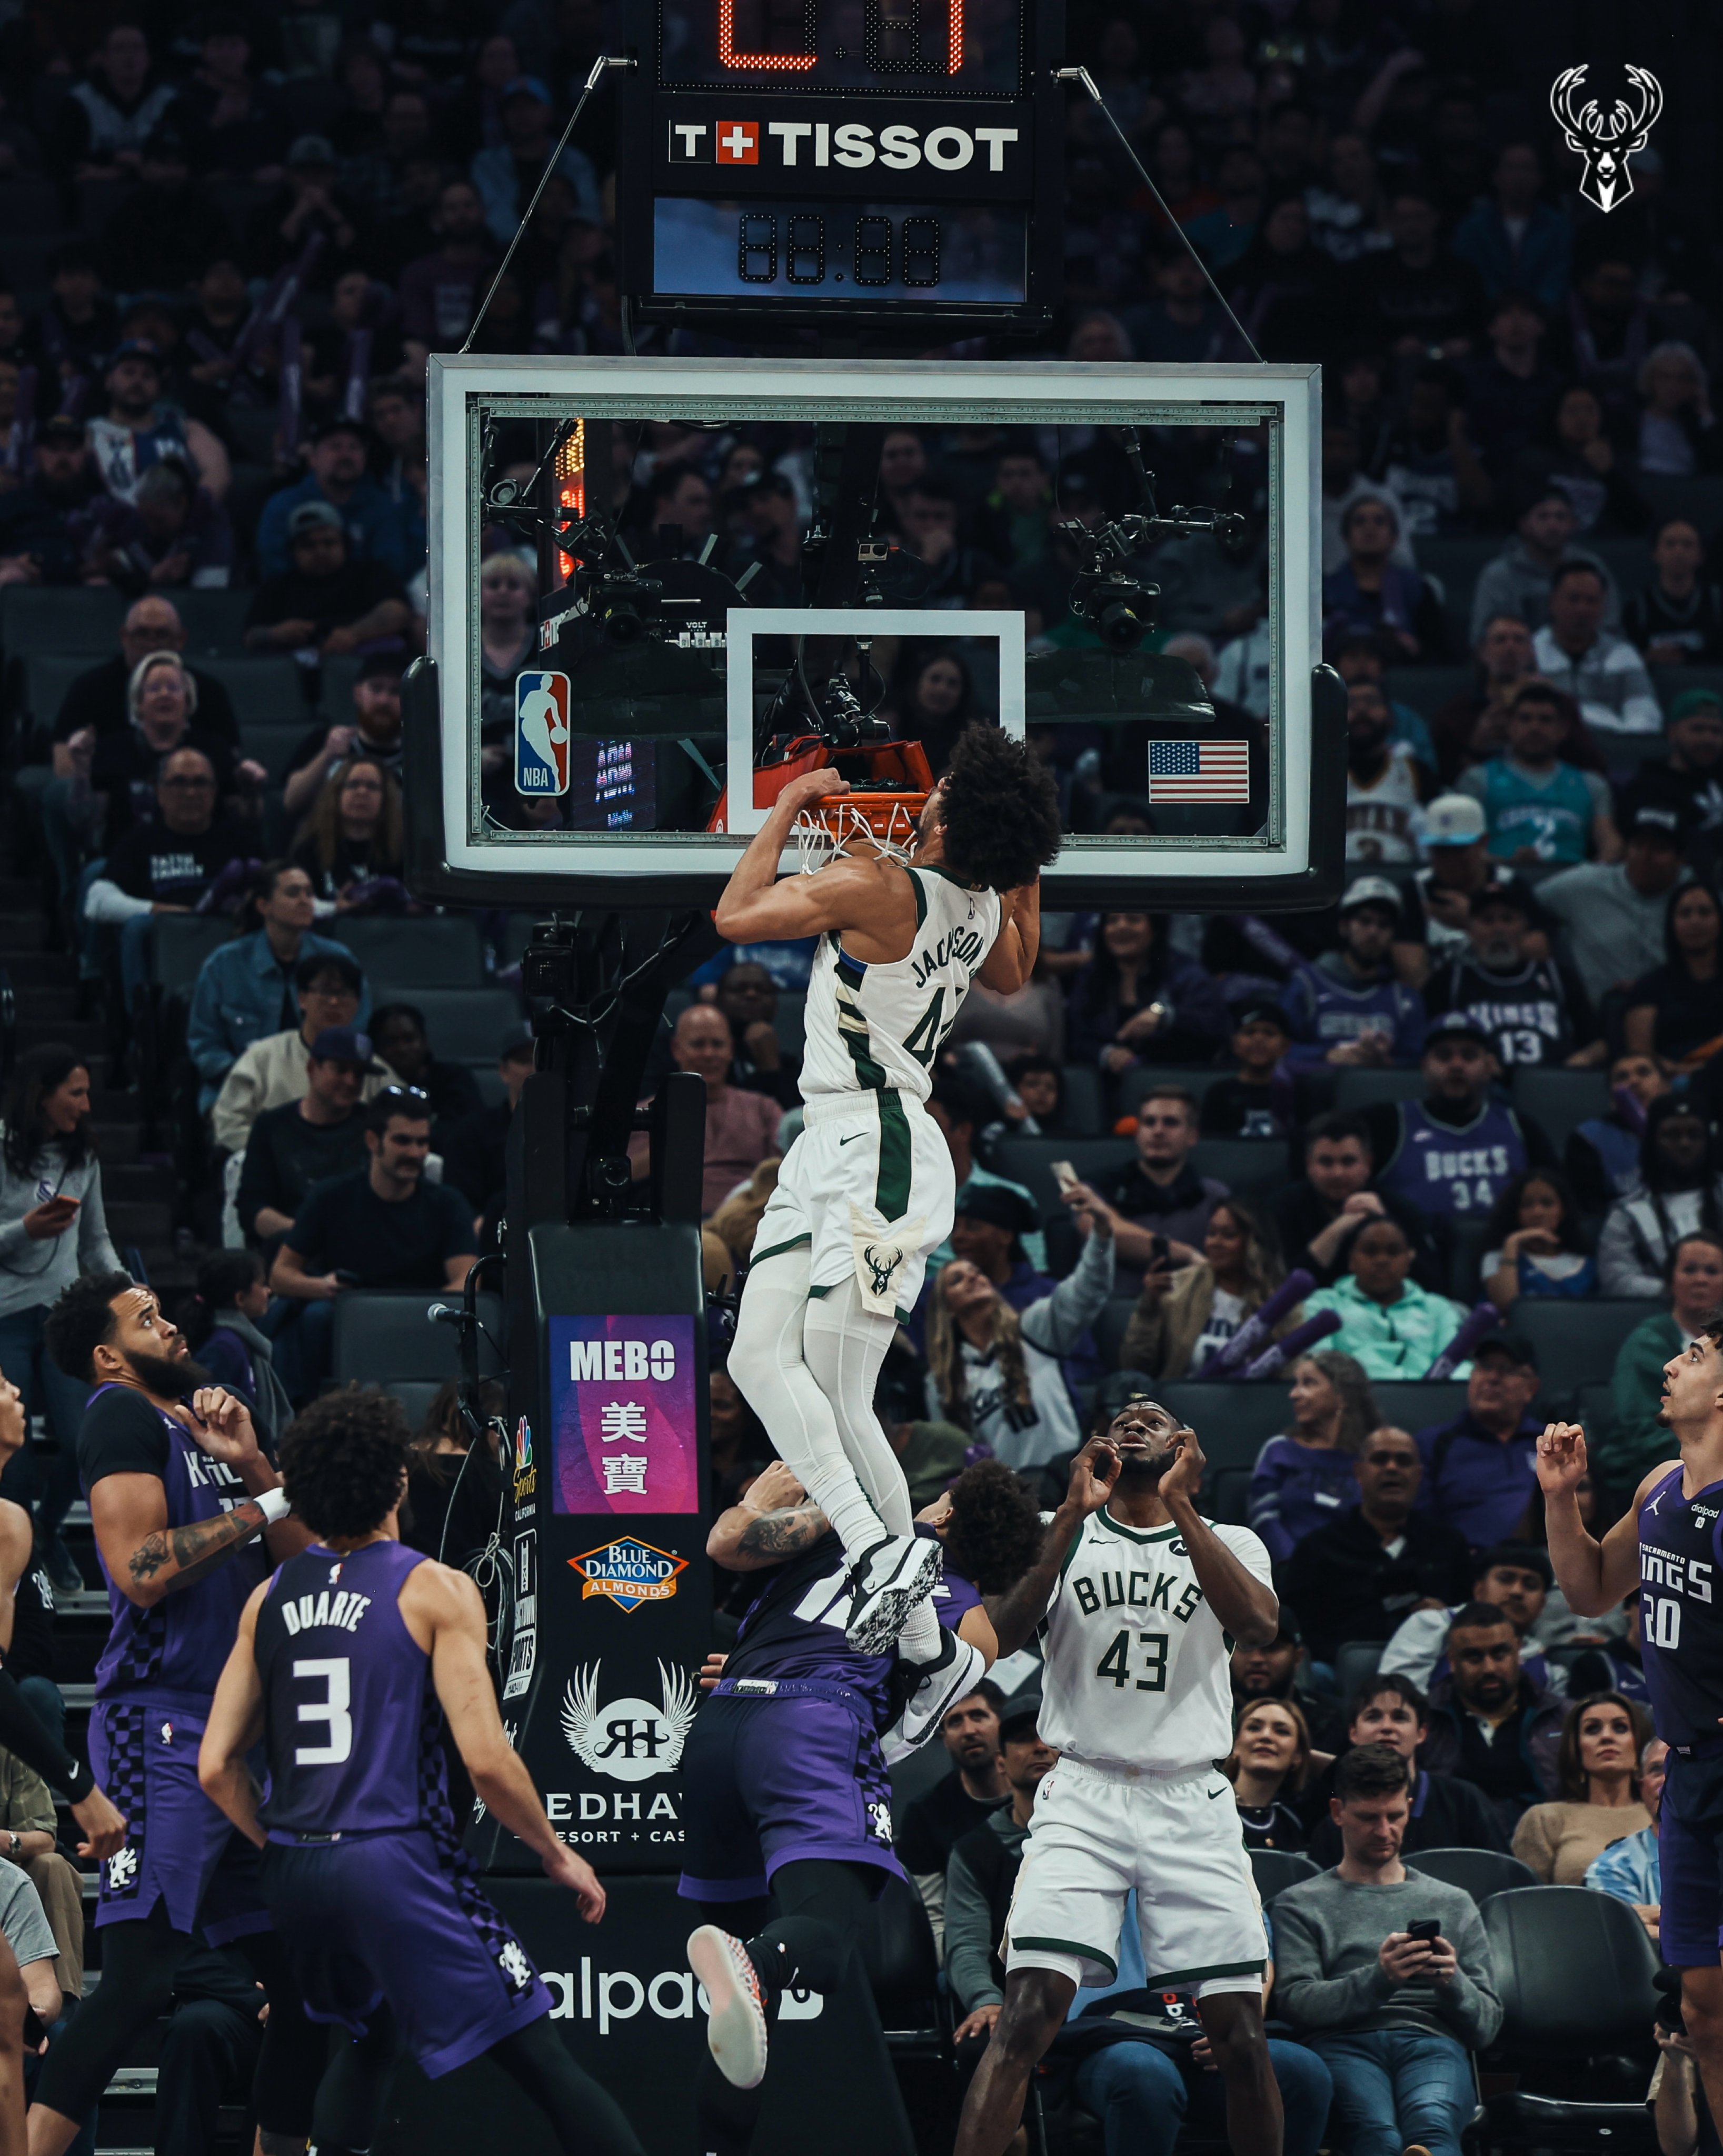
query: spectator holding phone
[
  {"left": 1273, "top": 1743, "right": 1502, "bottom": 2156},
  {"left": 0, "top": 1047, "right": 119, "bottom": 1591}
]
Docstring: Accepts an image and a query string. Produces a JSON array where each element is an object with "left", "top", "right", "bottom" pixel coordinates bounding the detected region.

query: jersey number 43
[{"left": 1095, "top": 1630, "right": 1168, "bottom": 1691}]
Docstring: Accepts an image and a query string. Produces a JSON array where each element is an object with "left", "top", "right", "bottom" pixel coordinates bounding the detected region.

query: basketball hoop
[{"left": 792, "top": 790, "right": 928, "bottom": 876}]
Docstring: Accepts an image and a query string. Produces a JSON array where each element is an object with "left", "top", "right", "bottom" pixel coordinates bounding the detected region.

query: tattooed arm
[
  {"left": 706, "top": 1461, "right": 832, "bottom": 1572},
  {"left": 91, "top": 1473, "right": 278, "bottom": 1610}
]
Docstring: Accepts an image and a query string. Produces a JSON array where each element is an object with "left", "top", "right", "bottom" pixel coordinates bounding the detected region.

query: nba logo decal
[{"left": 515, "top": 672, "right": 571, "bottom": 796}]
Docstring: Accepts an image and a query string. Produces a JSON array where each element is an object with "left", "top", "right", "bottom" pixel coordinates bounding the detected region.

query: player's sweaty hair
[
  {"left": 943, "top": 1459, "right": 1044, "bottom": 1593},
  {"left": 278, "top": 1386, "right": 413, "bottom": 1540},
  {"left": 937, "top": 723, "right": 1062, "bottom": 893}
]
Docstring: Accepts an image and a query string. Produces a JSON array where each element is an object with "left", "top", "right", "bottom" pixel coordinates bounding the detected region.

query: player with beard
[
  {"left": 28, "top": 1273, "right": 321, "bottom": 2156},
  {"left": 1426, "top": 880, "right": 1598, "bottom": 1071},
  {"left": 1538, "top": 1311, "right": 1723, "bottom": 2132},
  {"left": 951, "top": 1402, "right": 1283, "bottom": 2156}
]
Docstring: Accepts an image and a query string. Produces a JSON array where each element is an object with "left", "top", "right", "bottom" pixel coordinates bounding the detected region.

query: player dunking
[
  {"left": 1538, "top": 1313, "right": 1723, "bottom": 2127},
  {"left": 952, "top": 1401, "right": 1285, "bottom": 2156},
  {"left": 198, "top": 1391, "right": 645, "bottom": 2156},
  {"left": 715, "top": 724, "right": 1060, "bottom": 1679}
]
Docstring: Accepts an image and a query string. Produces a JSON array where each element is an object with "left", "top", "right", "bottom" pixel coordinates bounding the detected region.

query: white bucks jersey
[
  {"left": 801, "top": 865, "right": 1002, "bottom": 1104},
  {"left": 1038, "top": 1509, "right": 1274, "bottom": 1775}
]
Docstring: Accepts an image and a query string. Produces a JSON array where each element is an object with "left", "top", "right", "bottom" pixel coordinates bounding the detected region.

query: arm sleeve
[
  {"left": 1615, "top": 651, "right": 1664, "bottom": 736},
  {"left": 1021, "top": 1229, "right": 1114, "bottom": 1358},
  {"left": 0, "top": 1671, "right": 95, "bottom": 1802},
  {"left": 74, "top": 1170, "right": 122, "bottom": 1279},
  {"left": 1270, "top": 1897, "right": 1395, "bottom": 2031},
  {"left": 282, "top": 1183, "right": 331, "bottom": 1265},
  {"left": 83, "top": 879, "right": 152, "bottom": 925},
  {"left": 211, "top": 1051, "right": 264, "bottom": 1158},
  {"left": 234, "top": 1126, "right": 278, "bottom": 1239},
  {"left": 1378, "top": 1606, "right": 1447, "bottom": 1688},
  {"left": 1598, "top": 1206, "right": 1662, "bottom": 1298},
  {"left": 0, "top": 1871, "right": 57, "bottom": 1970},
  {"left": 942, "top": 1848, "right": 1003, "bottom": 2013},
  {"left": 1246, "top": 1440, "right": 1298, "bottom": 1566},
  {"left": 186, "top": 956, "right": 238, "bottom": 1083}
]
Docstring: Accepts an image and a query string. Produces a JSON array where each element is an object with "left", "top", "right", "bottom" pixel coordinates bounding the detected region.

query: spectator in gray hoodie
[
  {"left": 1272, "top": 1742, "right": 1502, "bottom": 2156},
  {"left": 1468, "top": 485, "right": 1621, "bottom": 645}
]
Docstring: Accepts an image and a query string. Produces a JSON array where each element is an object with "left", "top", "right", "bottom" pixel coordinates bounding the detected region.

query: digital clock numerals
[
  {"left": 739, "top": 209, "right": 939, "bottom": 286},
  {"left": 718, "top": 0, "right": 816, "bottom": 69}
]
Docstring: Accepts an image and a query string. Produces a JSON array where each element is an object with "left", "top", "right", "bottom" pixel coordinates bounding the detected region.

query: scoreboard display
[{"left": 619, "top": 0, "right": 1062, "bottom": 326}]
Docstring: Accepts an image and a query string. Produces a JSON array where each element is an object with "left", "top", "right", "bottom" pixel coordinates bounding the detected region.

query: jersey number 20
[
  {"left": 293, "top": 1657, "right": 353, "bottom": 1765},
  {"left": 1096, "top": 1630, "right": 1168, "bottom": 1691}
]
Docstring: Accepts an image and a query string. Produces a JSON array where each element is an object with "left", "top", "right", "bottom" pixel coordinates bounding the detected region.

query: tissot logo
[{"left": 669, "top": 116, "right": 1019, "bottom": 172}]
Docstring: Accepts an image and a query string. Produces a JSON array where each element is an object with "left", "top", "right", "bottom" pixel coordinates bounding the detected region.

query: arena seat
[
  {"left": 1206, "top": 1463, "right": 1250, "bottom": 1525},
  {"left": 377, "top": 987, "right": 523, "bottom": 1067},
  {"left": 0, "top": 584, "right": 125, "bottom": 660},
  {"left": 342, "top": 914, "right": 484, "bottom": 991},
  {"left": 242, "top": 724, "right": 308, "bottom": 783},
  {"left": 856, "top": 1874, "right": 949, "bottom": 2057},
  {"left": 1510, "top": 1069, "right": 1610, "bottom": 1162},
  {"left": 150, "top": 914, "right": 240, "bottom": 994},
  {"left": 331, "top": 1291, "right": 504, "bottom": 1387},
  {"left": 1480, "top": 1886, "right": 1660, "bottom": 2143},
  {"left": 1058, "top": 1064, "right": 1103, "bottom": 1136},
  {"left": 384, "top": 1379, "right": 445, "bottom": 1431},
  {"left": 1509, "top": 1301, "right": 1657, "bottom": 1394},
  {"left": 1382, "top": 665, "right": 1470, "bottom": 716},
  {"left": 173, "top": 589, "right": 255, "bottom": 655},
  {"left": 17, "top": 653, "right": 96, "bottom": 733},
  {"left": 1331, "top": 1640, "right": 1385, "bottom": 1703},
  {"left": 1409, "top": 1848, "right": 1539, "bottom": 1906},
  {"left": 1574, "top": 1381, "right": 1615, "bottom": 1450},
  {"left": 197, "top": 656, "right": 315, "bottom": 728},
  {"left": 1446, "top": 1217, "right": 1493, "bottom": 1303},
  {"left": 1333, "top": 1068, "right": 1426, "bottom": 1111},
  {"left": 1189, "top": 1138, "right": 1285, "bottom": 1193},
  {"left": 1152, "top": 1384, "right": 1287, "bottom": 1472},
  {"left": 1117, "top": 1065, "right": 1230, "bottom": 1116},
  {"left": 1371, "top": 1381, "right": 1469, "bottom": 1434},
  {"left": 1091, "top": 1296, "right": 1140, "bottom": 1370},
  {"left": 1248, "top": 1849, "right": 1319, "bottom": 1902},
  {"left": 1639, "top": 474, "right": 1723, "bottom": 531}
]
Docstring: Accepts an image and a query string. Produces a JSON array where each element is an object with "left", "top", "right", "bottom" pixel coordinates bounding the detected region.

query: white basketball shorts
[
  {"left": 1005, "top": 1756, "right": 1267, "bottom": 1998},
  {"left": 750, "top": 1091, "right": 954, "bottom": 1321}
]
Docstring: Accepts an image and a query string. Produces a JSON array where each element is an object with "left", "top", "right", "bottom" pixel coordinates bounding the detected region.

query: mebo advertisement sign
[{"left": 551, "top": 1315, "right": 699, "bottom": 1514}]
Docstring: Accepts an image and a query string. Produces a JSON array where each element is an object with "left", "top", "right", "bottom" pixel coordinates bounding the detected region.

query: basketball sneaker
[
  {"left": 843, "top": 1533, "right": 942, "bottom": 1653},
  {"left": 882, "top": 1629, "right": 988, "bottom": 1764},
  {"left": 688, "top": 1925, "right": 769, "bottom": 2090}
]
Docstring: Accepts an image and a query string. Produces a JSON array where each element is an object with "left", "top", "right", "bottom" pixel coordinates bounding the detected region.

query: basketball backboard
[{"left": 408, "top": 354, "right": 1341, "bottom": 911}]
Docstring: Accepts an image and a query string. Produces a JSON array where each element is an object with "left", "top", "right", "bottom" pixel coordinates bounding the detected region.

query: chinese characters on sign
[{"left": 551, "top": 1316, "right": 699, "bottom": 1514}]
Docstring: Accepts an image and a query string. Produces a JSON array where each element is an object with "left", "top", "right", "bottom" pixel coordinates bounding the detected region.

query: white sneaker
[
  {"left": 688, "top": 1924, "right": 769, "bottom": 2090},
  {"left": 843, "top": 1534, "right": 942, "bottom": 1654},
  {"left": 882, "top": 1630, "right": 988, "bottom": 1766}
]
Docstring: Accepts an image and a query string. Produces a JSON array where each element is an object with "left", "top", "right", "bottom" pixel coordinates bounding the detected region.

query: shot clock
[{"left": 618, "top": 0, "right": 1063, "bottom": 326}]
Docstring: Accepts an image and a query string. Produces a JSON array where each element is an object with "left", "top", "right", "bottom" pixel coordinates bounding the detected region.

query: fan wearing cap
[
  {"left": 1617, "top": 687, "right": 1723, "bottom": 850},
  {"left": 1412, "top": 1329, "right": 1548, "bottom": 1546},
  {"left": 255, "top": 413, "right": 409, "bottom": 583},
  {"left": 1451, "top": 678, "right": 1622, "bottom": 868},
  {"left": 1284, "top": 879, "right": 1428, "bottom": 1068},
  {"left": 233, "top": 1024, "right": 375, "bottom": 1256},
  {"left": 1368, "top": 1011, "right": 1548, "bottom": 1226},
  {"left": 244, "top": 501, "right": 410, "bottom": 663},
  {"left": 240, "top": 132, "right": 363, "bottom": 286},
  {"left": 1538, "top": 807, "right": 1690, "bottom": 1006},
  {"left": 0, "top": 415, "right": 98, "bottom": 584},
  {"left": 471, "top": 75, "right": 601, "bottom": 247},
  {"left": 211, "top": 954, "right": 396, "bottom": 1161},
  {"left": 1424, "top": 875, "right": 1602, "bottom": 1071},
  {"left": 1399, "top": 790, "right": 1557, "bottom": 984},
  {"left": 85, "top": 340, "right": 229, "bottom": 509}
]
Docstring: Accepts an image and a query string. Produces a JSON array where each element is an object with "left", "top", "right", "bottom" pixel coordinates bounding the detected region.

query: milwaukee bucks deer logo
[
  {"left": 1550, "top": 64, "right": 1662, "bottom": 215},
  {"left": 863, "top": 1244, "right": 903, "bottom": 1299}
]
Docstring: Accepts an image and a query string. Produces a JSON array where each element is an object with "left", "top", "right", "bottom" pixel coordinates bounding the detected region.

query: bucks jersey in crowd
[
  {"left": 1378, "top": 1095, "right": 1530, "bottom": 1217},
  {"left": 1004, "top": 1504, "right": 1274, "bottom": 1991}
]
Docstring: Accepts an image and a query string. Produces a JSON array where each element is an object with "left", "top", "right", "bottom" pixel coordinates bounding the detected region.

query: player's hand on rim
[
  {"left": 544, "top": 1840, "right": 607, "bottom": 1921},
  {"left": 776, "top": 768, "right": 851, "bottom": 820},
  {"left": 1535, "top": 1420, "right": 1589, "bottom": 1493}
]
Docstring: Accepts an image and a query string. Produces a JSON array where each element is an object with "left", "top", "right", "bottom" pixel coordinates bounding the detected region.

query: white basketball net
[{"left": 793, "top": 800, "right": 920, "bottom": 877}]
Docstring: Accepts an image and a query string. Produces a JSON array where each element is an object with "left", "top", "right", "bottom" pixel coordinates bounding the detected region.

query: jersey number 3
[
  {"left": 293, "top": 1656, "right": 353, "bottom": 1765},
  {"left": 1096, "top": 1630, "right": 1168, "bottom": 1691}
]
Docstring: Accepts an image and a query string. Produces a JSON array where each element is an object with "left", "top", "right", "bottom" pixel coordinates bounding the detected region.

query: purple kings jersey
[
  {"left": 1378, "top": 1099, "right": 1528, "bottom": 1219},
  {"left": 1637, "top": 1465, "right": 1723, "bottom": 1750},
  {"left": 88, "top": 1386, "right": 273, "bottom": 1708},
  {"left": 727, "top": 1530, "right": 894, "bottom": 1722},
  {"left": 257, "top": 1540, "right": 446, "bottom": 1838}
]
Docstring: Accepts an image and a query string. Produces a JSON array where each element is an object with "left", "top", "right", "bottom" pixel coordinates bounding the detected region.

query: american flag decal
[{"left": 1147, "top": 738, "right": 1252, "bottom": 803}]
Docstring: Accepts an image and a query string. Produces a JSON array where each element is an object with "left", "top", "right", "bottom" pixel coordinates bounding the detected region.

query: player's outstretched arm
[
  {"left": 707, "top": 1461, "right": 827, "bottom": 1571},
  {"left": 975, "top": 880, "right": 1041, "bottom": 995},
  {"left": 1537, "top": 1421, "right": 1659, "bottom": 1615},
  {"left": 198, "top": 1583, "right": 269, "bottom": 1848},
  {"left": 1159, "top": 1428, "right": 1280, "bottom": 1646},
  {"left": 411, "top": 1561, "right": 607, "bottom": 1920},
  {"left": 986, "top": 1438, "right": 1120, "bottom": 1658},
  {"left": 714, "top": 768, "right": 875, "bottom": 942}
]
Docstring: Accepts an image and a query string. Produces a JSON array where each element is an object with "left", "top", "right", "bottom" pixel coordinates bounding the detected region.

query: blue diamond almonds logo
[{"left": 568, "top": 1536, "right": 689, "bottom": 1613}]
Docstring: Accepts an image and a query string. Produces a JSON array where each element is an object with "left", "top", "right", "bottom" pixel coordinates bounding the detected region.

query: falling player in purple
[
  {"left": 198, "top": 1389, "right": 646, "bottom": 2156},
  {"left": 31, "top": 1272, "right": 323, "bottom": 2156},
  {"left": 1537, "top": 1306, "right": 1723, "bottom": 2139}
]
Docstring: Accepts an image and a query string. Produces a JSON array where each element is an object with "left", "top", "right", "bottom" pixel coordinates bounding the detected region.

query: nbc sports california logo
[{"left": 1549, "top": 64, "right": 1661, "bottom": 214}]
